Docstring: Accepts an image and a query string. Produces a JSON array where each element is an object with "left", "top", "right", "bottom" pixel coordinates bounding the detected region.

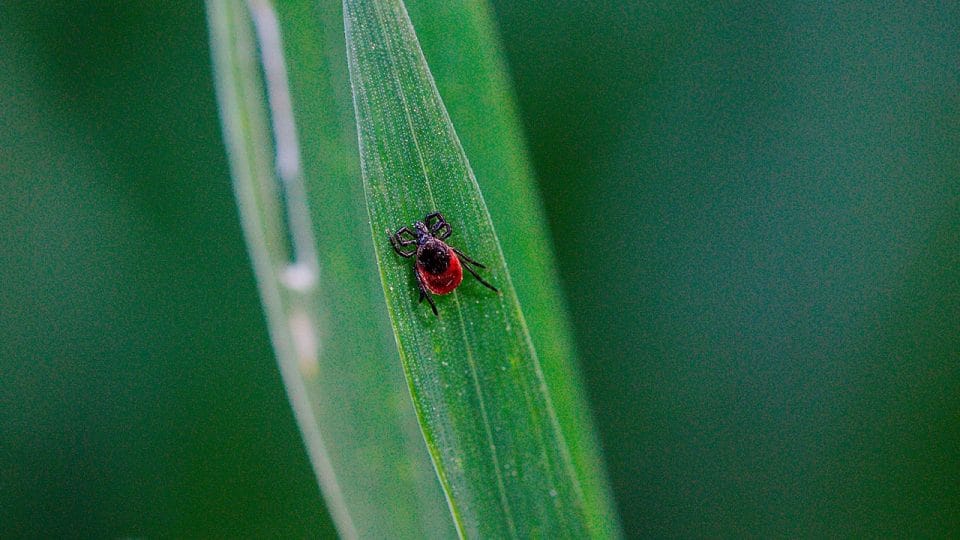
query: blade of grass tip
[
  {"left": 406, "top": 2, "right": 623, "bottom": 537},
  {"left": 345, "top": 0, "right": 610, "bottom": 536},
  {"left": 207, "top": 1, "right": 456, "bottom": 537}
]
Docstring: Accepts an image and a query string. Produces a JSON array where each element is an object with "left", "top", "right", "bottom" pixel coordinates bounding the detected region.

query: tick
[{"left": 390, "top": 211, "right": 499, "bottom": 316}]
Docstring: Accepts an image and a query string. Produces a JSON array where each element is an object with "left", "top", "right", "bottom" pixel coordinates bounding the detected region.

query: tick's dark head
[{"left": 414, "top": 221, "right": 431, "bottom": 243}]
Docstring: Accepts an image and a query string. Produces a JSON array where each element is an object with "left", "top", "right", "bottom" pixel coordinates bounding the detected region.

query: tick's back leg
[
  {"left": 453, "top": 248, "right": 486, "bottom": 268},
  {"left": 414, "top": 268, "right": 438, "bottom": 316},
  {"left": 460, "top": 259, "right": 499, "bottom": 293}
]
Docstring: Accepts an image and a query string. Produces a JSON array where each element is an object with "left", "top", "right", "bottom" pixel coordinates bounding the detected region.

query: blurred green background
[{"left": 2, "top": 2, "right": 957, "bottom": 537}]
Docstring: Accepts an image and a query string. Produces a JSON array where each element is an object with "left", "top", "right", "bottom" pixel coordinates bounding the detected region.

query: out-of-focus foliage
[
  {"left": 491, "top": 2, "right": 960, "bottom": 536},
  {"left": 2, "top": 1, "right": 958, "bottom": 537},
  {"left": 0, "top": 3, "right": 334, "bottom": 537}
]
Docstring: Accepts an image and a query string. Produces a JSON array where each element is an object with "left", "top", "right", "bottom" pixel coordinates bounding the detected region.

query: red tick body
[
  {"left": 390, "top": 212, "right": 498, "bottom": 316},
  {"left": 416, "top": 239, "right": 463, "bottom": 295}
]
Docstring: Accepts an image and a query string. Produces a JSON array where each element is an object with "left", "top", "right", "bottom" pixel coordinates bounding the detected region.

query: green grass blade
[
  {"left": 344, "top": 0, "right": 620, "bottom": 536},
  {"left": 206, "top": 1, "right": 455, "bottom": 537},
  {"left": 406, "top": 3, "right": 623, "bottom": 537}
]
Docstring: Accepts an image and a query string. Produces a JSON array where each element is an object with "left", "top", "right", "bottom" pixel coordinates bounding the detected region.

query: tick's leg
[
  {"left": 425, "top": 212, "right": 451, "bottom": 239},
  {"left": 459, "top": 257, "right": 499, "bottom": 293},
  {"left": 414, "top": 269, "right": 439, "bottom": 316},
  {"left": 424, "top": 212, "right": 444, "bottom": 226},
  {"left": 390, "top": 235, "right": 415, "bottom": 257},
  {"left": 452, "top": 248, "right": 486, "bottom": 268},
  {"left": 399, "top": 226, "right": 417, "bottom": 241},
  {"left": 390, "top": 227, "right": 417, "bottom": 257}
]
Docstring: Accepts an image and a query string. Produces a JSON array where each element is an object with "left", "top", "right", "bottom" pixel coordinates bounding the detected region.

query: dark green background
[{"left": 2, "top": 2, "right": 957, "bottom": 537}]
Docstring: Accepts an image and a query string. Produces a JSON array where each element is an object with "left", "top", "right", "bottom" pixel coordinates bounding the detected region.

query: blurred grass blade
[
  {"left": 344, "top": 0, "right": 619, "bottom": 536},
  {"left": 207, "top": 1, "right": 456, "bottom": 537}
]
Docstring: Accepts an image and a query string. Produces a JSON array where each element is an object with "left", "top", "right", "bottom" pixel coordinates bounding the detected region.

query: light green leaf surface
[
  {"left": 207, "top": 2, "right": 455, "bottom": 538},
  {"left": 344, "top": 0, "right": 620, "bottom": 536},
  {"left": 407, "top": 3, "right": 623, "bottom": 537}
]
